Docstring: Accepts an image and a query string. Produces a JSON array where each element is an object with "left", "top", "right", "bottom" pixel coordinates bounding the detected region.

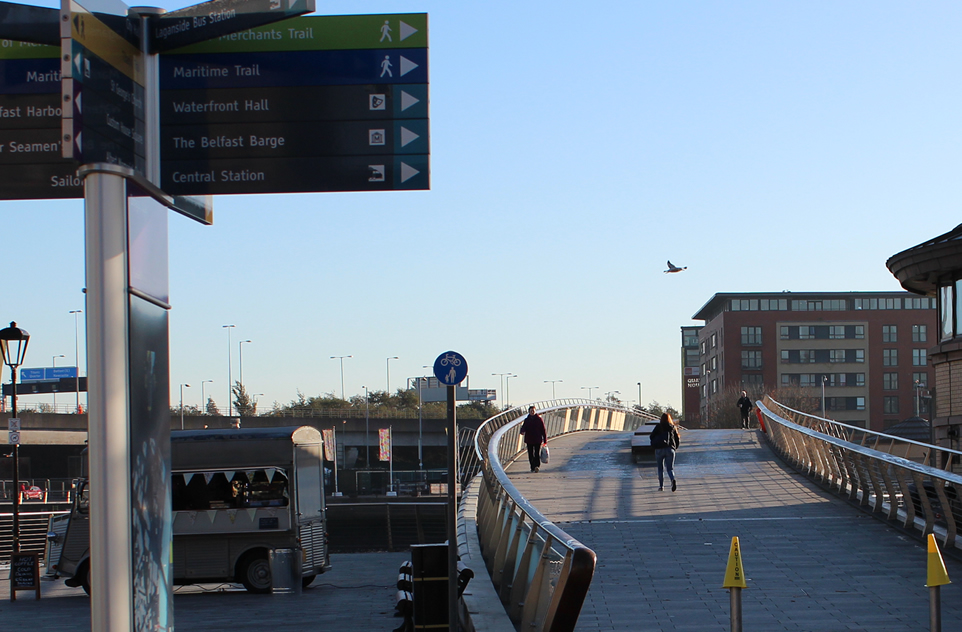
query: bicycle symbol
[{"left": 440, "top": 354, "right": 462, "bottom": 368}]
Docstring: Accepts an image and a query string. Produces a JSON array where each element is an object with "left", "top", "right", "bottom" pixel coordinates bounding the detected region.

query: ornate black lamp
[{"left": 0, "top": 321, "right": 30, "bottom": 554}]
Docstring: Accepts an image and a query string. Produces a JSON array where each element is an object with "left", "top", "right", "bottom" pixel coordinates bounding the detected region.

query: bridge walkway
[{"left": 506, "top": 428, "right": 962, "bottom": 631}]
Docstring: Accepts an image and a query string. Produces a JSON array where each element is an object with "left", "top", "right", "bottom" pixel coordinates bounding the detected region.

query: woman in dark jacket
[
  {"left": 650, "top": 412, "right": 680, "bottom": 491},
  {"left": 520, "top": 406, "right": 547, "bottom": 472}
]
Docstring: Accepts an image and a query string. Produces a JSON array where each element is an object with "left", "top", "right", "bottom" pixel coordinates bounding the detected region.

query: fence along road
[{"left": 506, "top": 427, "right": 962, "bottom": 631}]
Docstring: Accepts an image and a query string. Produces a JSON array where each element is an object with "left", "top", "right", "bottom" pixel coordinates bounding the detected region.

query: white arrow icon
[
  {"left": 399, "top": 21, "right": 418, "bottom": 41},
  {"left": 75, "top": 91, "right": 82, "bottom": 115},
  {"left": 400, "top": 162, "right": 419, "bottom": 183},
  {"left": 75, "top": 131, "right": 82, "bottom": 156},
  {"left": 400, "top": 127, "right": 419, "bottom": 148},
  {"left": 400, "top": 90, "right": 420, "bottom": 112},
  {"left": 400, "top": 56, "right": 418, "bottom": 77},
  {"left": 73, "top": 49, "right": 83, "bottom": 77}
]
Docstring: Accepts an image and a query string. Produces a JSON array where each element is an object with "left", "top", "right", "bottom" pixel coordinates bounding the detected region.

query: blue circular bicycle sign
[{"left": 433, "top": 351, "right": 468, "bottom": 386}]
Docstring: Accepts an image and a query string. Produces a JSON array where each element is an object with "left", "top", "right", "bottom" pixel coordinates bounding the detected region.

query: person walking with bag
[
  {"left": 650, "top": 412, "right": 680, "bottom": 491},
  {"left": 520, "top": 406, "right": 547, "bottom": 473}
]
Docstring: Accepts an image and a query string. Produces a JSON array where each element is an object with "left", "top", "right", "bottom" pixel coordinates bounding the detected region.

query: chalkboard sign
[{"left": 9, "top": 552, "right": 41, "bottom": 601}]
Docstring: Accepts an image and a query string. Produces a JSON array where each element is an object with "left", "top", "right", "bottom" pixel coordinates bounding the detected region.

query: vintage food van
[{"left": 54, "top": 426, "right": 330, "bottom": 593}]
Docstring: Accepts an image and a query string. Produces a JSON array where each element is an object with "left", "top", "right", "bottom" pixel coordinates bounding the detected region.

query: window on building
[
  {"left": 685, "top": 349, "right": 699, "bottom": 367},
  {"left": 799, "top": 326, "right": 814, "bottom": 340},
  {"left": 882, "top": 325, "right": 897, "bottom": 343},
  {"left": 780, "top": 326, "right": 790, "bottom": 340},
  {"left": 711, "top": 332, "right": 717, "bottom": 348},
  {"left": 701, "top": 340, "right": 707, "bottom": 355},
  {"left": 883, "top": 373, "right": 898, "bottom": 390},
  {"left": 799, "top": 350, "right": 816, "bottom": 363},
  {"left": 829, "top": 349, "right": 846, "bottom": 363},
  {"left": 711, "top": 379, "right": 718, "bottom": 394},
  {"left": 856, "top": 373, "right": 865, "bottom": 387},
  {"left": 913, "top": 349, "right": 927, "bottom": 366},
  {"left": 905, "top": 297, "right": 935, "bottom": 309},
  {"left": 883, "top": 396, "right": 899, "bottom": 414},
  {"left": 913, "top": 372, "right": 928, "bottom": 388},
  {"left": 854, "top": 325, "right": 865, "bottom": 339},
  {"left": 883, "top": 349, "right": 898, "bottom": 366},
  {"left": 710, "top": 356, "right": 717, "bottom": 371},
  {"left": 829, "top": 326, "right": 845, "bottom": 339},
  {"left": 799, "top": 374, "right": 817, "bottom": 387},
  {"left": 741, "top": 374, "right": 763, "bottom": 385},
  {"left": 741, "top": 326, "right": 762, "bottom": 345},
  {"left": 912, "top": 325, "right": 927, "bottom": 343},
  {"left": 856, "top": 397, "right": 866, "bottom": 411},
  {"left": 760, "top": 299, "right": 788, "bottom": 311},
  {"left": 855, "top": 350, "right": 864, "bottom": 363},
  {"left": 741, "top": 350, "right": 762, "bottom": 369}
]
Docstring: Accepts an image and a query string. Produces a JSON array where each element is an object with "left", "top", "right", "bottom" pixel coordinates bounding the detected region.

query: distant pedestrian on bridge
[
  {"left": 520, "top": 406, "right": 548, "bottom": 472},
  {"left": 737, "top": 391, "right": 753, "bottom": 429},
  {"left": 650, "top": 413, "right": 680, "bottom": 491}
]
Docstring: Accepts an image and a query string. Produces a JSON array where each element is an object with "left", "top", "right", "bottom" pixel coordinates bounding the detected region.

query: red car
[{"left": 22, "top": 486, "right": 44, "bottom": 501}]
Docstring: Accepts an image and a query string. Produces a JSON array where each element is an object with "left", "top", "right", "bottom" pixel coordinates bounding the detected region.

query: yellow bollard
[
  {"left": 723, "top": 536, "right": 747, "bottom": 632},
  {"left": 926, "top": 533, "right": 950, "bottom": 632}
]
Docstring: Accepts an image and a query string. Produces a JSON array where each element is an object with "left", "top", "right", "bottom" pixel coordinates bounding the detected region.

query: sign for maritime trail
[{"left": 159, "top": 13, "right": 429, "bottom": 195}]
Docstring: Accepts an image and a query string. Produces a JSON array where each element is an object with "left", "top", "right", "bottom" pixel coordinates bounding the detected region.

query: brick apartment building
[{"left": 686, "top": 291, "right": 936, "bottom": 431}]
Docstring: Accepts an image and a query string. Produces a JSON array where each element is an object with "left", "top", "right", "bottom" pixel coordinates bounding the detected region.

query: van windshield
[{"left": 171, "top": 469, "right": 289, "bottom": 511}]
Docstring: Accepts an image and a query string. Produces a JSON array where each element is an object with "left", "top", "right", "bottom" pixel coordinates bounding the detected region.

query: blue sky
[{"left": 3, "top": 1, "right": 961, "bottom": 414}]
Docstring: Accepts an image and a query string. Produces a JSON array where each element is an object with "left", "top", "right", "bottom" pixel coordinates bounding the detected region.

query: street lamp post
[
  {"left": 363, "top": 385, "right": 370, "bottom": 467},
  {"left": 0, "top": 322, "right": 30, "bottom": 554},
  {"left": 331, "top": 355, "right": 352, "bottom": 401},
  {"left": 544, "top": 379, "right": 562, "bottom": 400},
  {"left": 69, "top": 309, "right": 83, "bottom": 414},
  {"left": 201, "top": 380, "right": 213, "bottom": 414},
  {"left": 637, "top": 382, "right": 642, "bottom": 409},
  {"left": 222, "top": 325, "right": 235, "bottom": 417},
  {"left": 239, "top": 340, "right": 251, "bottom": 390},
  {"left": 605, "top": 390, "right": 620, "bottom": 404},
  {"left": 386, "top": 356, "right": 398, "bottom": 394},
  {"left": 581, "top": 386, "right": 599, "bottom": 400},
  {"left": 419, "top": 365, "right": 430, "bottom": 472},
  {"left": 179, "top": 383, "right": 191, "bottom": 429},
  {"left": 506, "top": 374, "right": 518, "bottom": 409},
  {"left": 52, "top": 354, "right": 65, "bottom": 411},
  {"left": 492, "top": 372, "right": 511, "bottom": 409}
]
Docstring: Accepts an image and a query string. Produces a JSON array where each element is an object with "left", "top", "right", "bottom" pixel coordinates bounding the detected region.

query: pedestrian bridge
[{"left": 460, "top": 398, "right": 962, "bottom": 631}]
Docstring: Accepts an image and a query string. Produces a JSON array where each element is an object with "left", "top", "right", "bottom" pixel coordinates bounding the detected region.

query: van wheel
[
  {"left": 302, "top": 574, "right": 316, "bottom": 588},
  {"left": 238, "top": 552, "right": 272, "bottom": 594},
  {"left": 80, "top": 562, "right": 91, "bottom": 596}
]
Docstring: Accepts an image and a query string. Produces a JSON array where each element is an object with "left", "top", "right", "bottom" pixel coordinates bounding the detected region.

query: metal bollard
[
  {"left": 926, "top": 534, "right": 951, "bottom": 632},
  {"left": 723, "top": 537, "right": 747, "bottom": 632},
  {"left": 269, "top": 548, "right": 302, "bottom": 596}
]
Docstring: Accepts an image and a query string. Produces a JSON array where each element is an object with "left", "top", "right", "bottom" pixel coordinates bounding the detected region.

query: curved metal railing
[
  {"left": 472, "top": 400, "right": 657, "bottom": 632},
  {"left": 759, "top": 395, "right": 962, "bottom": 549}
]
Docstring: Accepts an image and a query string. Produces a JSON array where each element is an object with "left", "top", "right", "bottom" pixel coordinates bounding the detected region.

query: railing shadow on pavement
[
  {"left": 463, "top": 399, "right": 657, "bottom": 632},
  {"left": 759, "top": 395, "right": 962, "bottom": 550}
]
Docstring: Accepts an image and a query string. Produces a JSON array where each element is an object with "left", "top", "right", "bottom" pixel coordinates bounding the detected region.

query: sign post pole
[
  {"left": 83, "top": 167, "right": 134, "bottom": 631},
  {"left": 433, "top": 351, "right": 467, "bottom": 632}
]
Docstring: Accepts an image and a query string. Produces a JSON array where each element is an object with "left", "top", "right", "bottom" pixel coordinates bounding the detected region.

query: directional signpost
[
  {"left": 159, "top": 13, "right": 429, "bottom": 194},
  {"left": 0, "top": 6, "right": 428, "bottom": 629}
]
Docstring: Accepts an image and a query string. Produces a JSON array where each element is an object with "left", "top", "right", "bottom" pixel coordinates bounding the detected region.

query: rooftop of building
[{"left": 692, "top": 290, "right": 931, "bottom": 322}]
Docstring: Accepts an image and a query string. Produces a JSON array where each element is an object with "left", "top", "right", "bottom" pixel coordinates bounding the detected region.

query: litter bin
[{"left": 269, "top": 547, "right": 302, "bottom": 595}]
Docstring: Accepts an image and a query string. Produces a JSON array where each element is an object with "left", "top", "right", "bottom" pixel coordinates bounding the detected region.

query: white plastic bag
[{"left": 540, "top": 445, "right": 549, "bottom": 464}]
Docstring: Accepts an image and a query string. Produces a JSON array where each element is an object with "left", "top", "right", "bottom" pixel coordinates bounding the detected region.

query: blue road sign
[
  {"left": 433, "top": 351, "right": 467, "bottom": 386},
  {"left": 19, "top": 368, "right": 44, "bottom": 381}
]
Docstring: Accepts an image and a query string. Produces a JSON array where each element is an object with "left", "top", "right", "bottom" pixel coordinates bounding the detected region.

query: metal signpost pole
[
  {"left": 446, "top": 382, "right": 458, "bottom": 632},
  {"left": 84, "top": 167, "right": 134, "bottom": 631}
]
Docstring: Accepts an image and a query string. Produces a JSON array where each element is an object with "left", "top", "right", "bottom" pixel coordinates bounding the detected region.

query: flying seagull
[{"left": 665, "top": 260, "right": 687, "bottom": 274}]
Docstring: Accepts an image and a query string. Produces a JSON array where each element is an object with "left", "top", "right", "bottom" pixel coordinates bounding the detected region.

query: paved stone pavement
[
  {"left": 0, "top": 552, "right": 410, "bottom": 631},
  {"left": 508, "top": 429, "right": 962, "bottom": 631}
]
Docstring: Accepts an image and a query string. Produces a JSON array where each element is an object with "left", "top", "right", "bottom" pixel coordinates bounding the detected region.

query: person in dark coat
[
  {"left": 519, "top": 406, "right": 547, "bottom": 472},
  {"left": 650, "top": 413, "right": 680, "bottom": 491},
  {"left": 736, "top": 391, "right": 753, "bottom": 429}
]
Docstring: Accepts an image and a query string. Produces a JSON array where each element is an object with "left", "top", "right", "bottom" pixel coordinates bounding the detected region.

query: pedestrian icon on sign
[
  {"left": 380, "top": 56, "right": 393, "bottom": 77},
  {"left": 380, "top": 20, "right": 392, "bottom": 42}
]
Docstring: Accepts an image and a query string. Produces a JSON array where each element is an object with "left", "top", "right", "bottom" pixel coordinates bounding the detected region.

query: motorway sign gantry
[
  {"left": 0, "top": 38, "right": 83, "bottom": 198},
  {"left": 158, "top": 13, "right": 429, "bottom": 195}
]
